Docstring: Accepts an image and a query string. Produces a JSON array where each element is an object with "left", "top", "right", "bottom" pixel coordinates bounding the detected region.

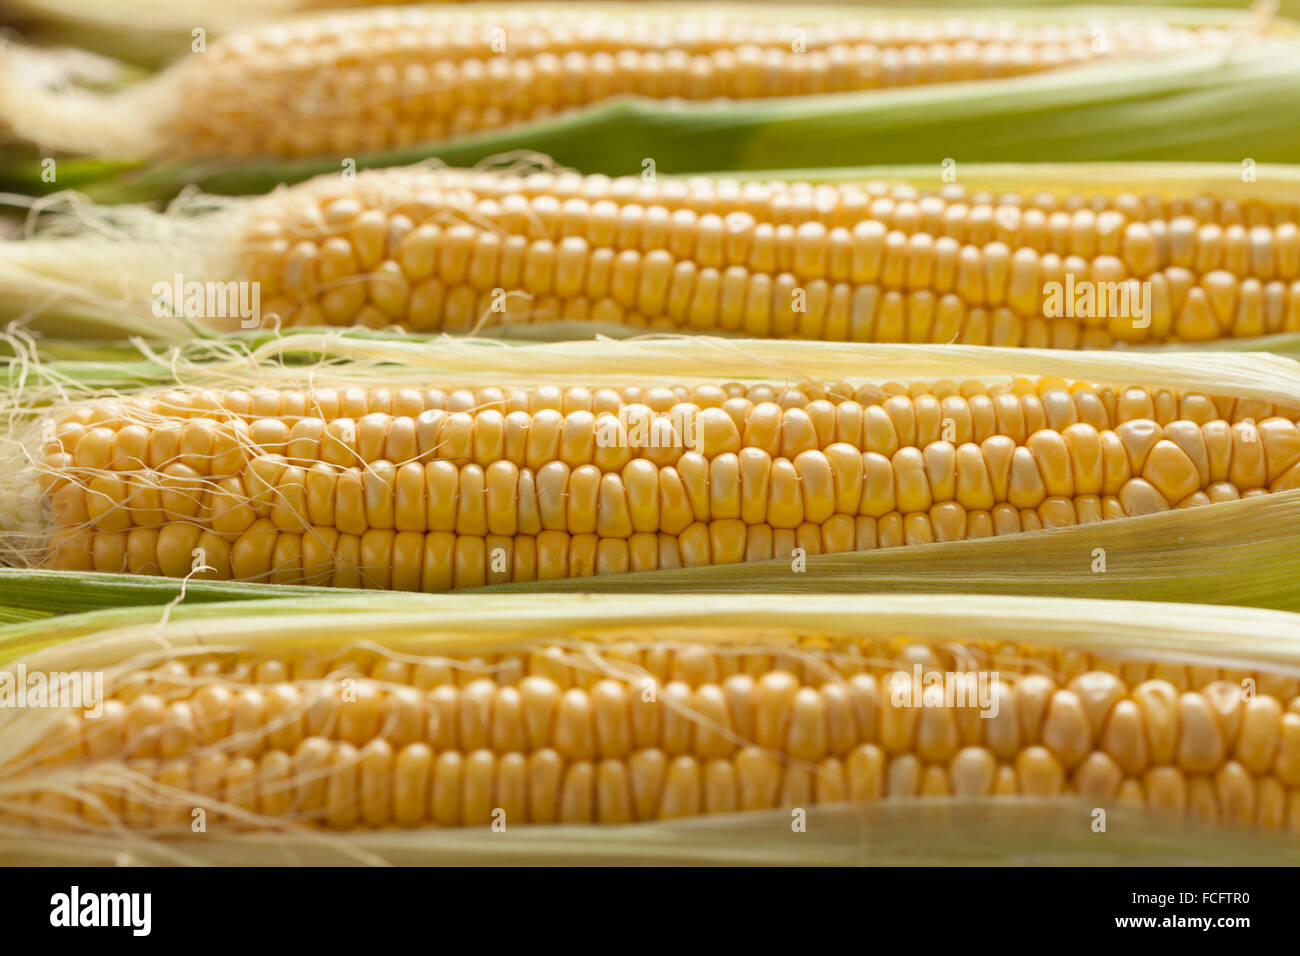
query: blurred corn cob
[
  {"left": 2, "top": 5, "right": 1299, "bottom": 201},
  {"left": 6, "top": 0, "right": 1298, "bottom": 70},
  {"left": 3, "top": 592, "right": 1300, "bottom": 864},
  {"left": 4, "top": 163, "right": 1299, "bottom": 350},
  {"left": 137, "top": 9, "right": 1275, "bottom": 163},
  {"left": 0, "top": 3, "right": 1276, "bottom": 161},
  {"left": 4, "top": 336, "right": 1298, "bottom": 602}
]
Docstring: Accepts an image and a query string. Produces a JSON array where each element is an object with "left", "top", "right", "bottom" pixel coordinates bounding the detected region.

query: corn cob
[
  {"left": 229, "top": 165, "right": 1300, "bottom": 346},
  {"left": 169, "top": 8, "right": 1249, "bottom": 162},
  {"left": 9, "top": 0, "right": 1299, "bottom": 76},
  {"left": 14, "top": 337, "right": 1300, "bottom": 591},
  {"left": 9, "top": 164, "right": 1298, "bottom": 347},
  {"left": 4, "top": 594, "right": 1300, "bottom": 851},
  {"left": 0, "top": 5, "right": 1272, "bottom": 164}
]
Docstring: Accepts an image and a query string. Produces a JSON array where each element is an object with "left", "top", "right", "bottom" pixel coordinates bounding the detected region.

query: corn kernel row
[{"left": 14, "top": 637, "right": 1300, "bottom": 830}]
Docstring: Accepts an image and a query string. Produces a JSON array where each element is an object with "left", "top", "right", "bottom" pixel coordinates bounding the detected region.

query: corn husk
[
  {"left": 2, "top": 333, "right": 1299, "bottom": 609},
  {"left": 2, "top": 5, "right": 1299, "bottom": 202},
  {"left": 1, "top": 591, "right": 1299, "bottom": 865},
  {"left": 2, "top": 160, "right": 1299, "bottom": 355}
]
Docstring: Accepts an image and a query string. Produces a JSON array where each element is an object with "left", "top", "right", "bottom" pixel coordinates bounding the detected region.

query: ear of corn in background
[
  {"left": 3, "top": 5, "right": 1300, "bottom": 201},
  {"left": 8, "top": 0, "right": 1299, "bottom": 71}
]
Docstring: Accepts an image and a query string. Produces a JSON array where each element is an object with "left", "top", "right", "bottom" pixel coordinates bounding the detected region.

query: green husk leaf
[
  {"left": 0, "top": 605, "right": 51, "bottom": 625},
  {"left": 0, "top": 568, "right": 343, "bottom": 624}
]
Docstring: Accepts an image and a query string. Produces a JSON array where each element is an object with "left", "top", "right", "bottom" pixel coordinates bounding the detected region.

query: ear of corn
[
  {"left": 2, "top": 592, "right": 1300, "bottom": 864},
  {"left": 4, "top": 477, "right": 1300, "bottom": 612},
  {"left": 3, "top": 7, "right": 1300, "bottom": 203},
  {"left": 4, "top": 162, "right": 1300, "bottom": 353},
  {"left": 151, "top": 6, "right": 1279, "bottom": 164},
  {"left": 11, "top": 0, "right": 1297, "bottom": 73},
  {"left": 4, "top": 4, "right": 1283, "bottom": 160},
  {"left": 3, "top": 335, "right": 1299, "bottom": 607}
]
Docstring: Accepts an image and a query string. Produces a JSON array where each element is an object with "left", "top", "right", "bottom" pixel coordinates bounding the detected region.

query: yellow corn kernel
[
  {"left": 8, "top": 629, "right": 1300, "bottom": 831},
  {"left": 234, "top": 166, "right": 1300, "bottom": 344},
  {"left": 38, "top": 373, "right": 1300, "bottom": 588}
]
